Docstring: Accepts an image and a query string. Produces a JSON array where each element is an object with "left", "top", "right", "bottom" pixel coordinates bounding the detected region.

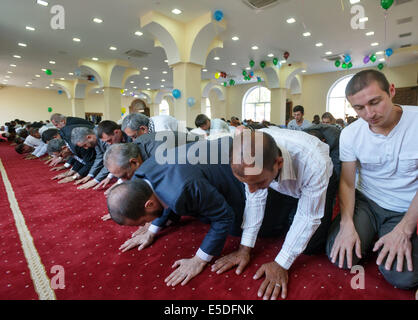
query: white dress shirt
[
  {"left": 23, "top": 135, "right": 42, "bottom": 148},
  {"left": 241, "top": 128, "right": 333, "bottom": 270}
]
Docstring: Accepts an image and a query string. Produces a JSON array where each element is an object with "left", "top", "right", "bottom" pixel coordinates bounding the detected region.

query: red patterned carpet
[{"left": 0, "top": 142, "right": 415, "bottom": 300}]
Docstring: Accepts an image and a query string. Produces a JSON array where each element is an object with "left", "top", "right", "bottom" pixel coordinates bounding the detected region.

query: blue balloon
[
  {"left": 187, "top": 97, "right": 196, "bottom": 107},
  {"left": 58, "top": 90, "right": 63, "bottom": 95},
  {"left": 344, "top": 55, "right": 351, "bottom": 63},
  {"left": 250, "top": 71, "right": 254, "bottom": 77},
  {"left": 74, "top": 69, "right": 81, "bottom": 77},
  {"left": 214, "top": 10, "right": 223, "bottom": 22},
  {"left": 172, "top": 89, "right": 181, "bottom": 99},
  {"left": 385, "top": 48, "right": 393, "bottom": 57}
]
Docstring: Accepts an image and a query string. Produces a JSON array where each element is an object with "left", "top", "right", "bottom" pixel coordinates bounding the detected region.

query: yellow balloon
[
  {"left": 121, "top": 107, "right": 126, "bottom": 113},
  {"left": 120, "top": 89, "right": 124, "bottom": 94},
  {"left": 215, "top": 72, "right": 220, "bottom": 79}
]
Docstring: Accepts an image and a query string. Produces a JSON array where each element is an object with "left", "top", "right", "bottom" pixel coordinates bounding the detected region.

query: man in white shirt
[
  {"left": 287, "top": 105, "right": 312, "bottom": 131},
  {"left": 211, "top": 128, "right": 333, "bottom": 300},
  {"left": 194, "top": 114, "right": 230, "bottom": 137},
  {"left": 327, "top": 70, "right": 418, "bottom": 290}
]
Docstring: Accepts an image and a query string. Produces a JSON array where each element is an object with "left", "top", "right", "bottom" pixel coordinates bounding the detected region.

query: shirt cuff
[
  {"left": 88, "top": 174, "right": 94, "bottom": 178},
  {"left": 148, "top": 224, "right": 161, "bottom": 234},
  {"left": 240, "top": 234, "right": 257, "bottom": 248},
  {"left": 274, "top": 251, "right": 293, "bottom": 270},
  {"left": 196, "top": 248, "right": 213, "bottom": 262},
  {"left": 93, "top": 179, "right": 100, "bottom": 183},
  {"left": 107, "top": 173, "right": 114, "bottom": 179},
  {"left": 64, "top": 162, "right": 71, "bottom": 168}
]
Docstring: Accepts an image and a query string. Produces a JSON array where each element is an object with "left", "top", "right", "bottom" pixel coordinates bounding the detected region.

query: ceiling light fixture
[
  {"left": 231, "top": 62, "right": 237, "bottom": 66},
  {"left": 303, "top": 32, "right": 311, "bottom": 37},
  {"left": 109, "top": 46, "right": 117, "bottom": 51},
  {"left": 26, "top": 26, "right": 35, "bottom": 31},
  {"left": 379, "top": 58, "right": 385, "bottom": 62},
  {"left": 7, "top": 71, "right": 13, "bottom": 74},
  {"left": 35, "top": 74, "right": 40, "bottom": 77},
  {"left": 73, "top": 37, "right": 81, "bottom": 42},
  {"left": 286, "top": 18, "right": 296, "bottom": 24},
  {"left": 13, "top": 55, "right": 21, "bottom": 59},
  {"left": 162, "top": 71, "right": 168, "bottom": 74},
  {"left": 36, "top": 0, "right": 49, "bottom": 6},
  {"left": 232, "top": 36, "right": 239, "bottom": 41},
  {"left": 371, "top": 42, "right": 379, "bottom": 46},
  {"left": 10, "top": 64, "right": 17, "bottom": 67},
  {"left": 214, "top": 56, "right": 220, "bottom": 60},
  {"left": 366, "top": 31, "right": 374, "bottom": 36},
  {"left": 142, "top": 67, "right": 148, "bottom": 70},
  {"left": 267, "top": 53, "right": 274, "bottom": 57},
  {"left": 146, "top": 83, "right": 150, "bottom": 86},
  {"left": 49, "top": 60, "right": 56, "bottom": 64},
  {"left": 202, "top": 69, "right": 208, "bottom": 72},
  {"left": 135, "top": 31, "right": 143, "bottom": 36},
  {"left": 315, "top": 42, "right": 323, "bottom": 47},
  {"left": 60, "top": 78, "right": 65, "bottom": 80},
  {"left": 93, "top": 18, "right": 103, "bottom": 23},
  {"left": 164, "top": 59, "right": 168, "bottom": 63},
  {"left": 172, "top": 9, "right": 182, "bottom": 15},
  {"left": 302, "top": 70, "right": 307, "bottom": 73},
  {"left": 350, "top": 0, "right": 360, "bottom": 4},
  {"left": 68, "top": 72, "right": 74, "bottom": 76},
  {"left": 18, "top": 43, "right": 27, "bottom": 47},
  {"left": 251, "top": 46, "right": 259, "bottom": 50},
  {"left": 325, "top": 51, "right": 333, "bottom": 55},
  {"left": 161, "top": 79, "right": 166, "bottom": 82},
  {"left": 376, "top": 51, "right": 384, "bottom": 55},
  {"left": 92, "top": 57, "right": 99, "bottom": 61},
  {"left": 5, "top": 76, "right": 10, "bottom": 79}
]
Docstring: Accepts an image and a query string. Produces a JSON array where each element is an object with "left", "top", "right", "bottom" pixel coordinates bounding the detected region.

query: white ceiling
[{"left": 0, "top": 0, "right": 417, "bottom": 94}]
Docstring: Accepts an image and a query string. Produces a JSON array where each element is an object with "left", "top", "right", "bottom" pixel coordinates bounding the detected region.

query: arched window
[
  {"left": 205, "top": 98, "right": 211, "bottom": 118},
  {"left": 159, "top": 99, "right": 170, "bottom": 115},
  {"left": 327, "top": 75, "right": 357, "bottom": 120},
  {"left": 242, "top": 86, "right": 271, "bottom": 122}
]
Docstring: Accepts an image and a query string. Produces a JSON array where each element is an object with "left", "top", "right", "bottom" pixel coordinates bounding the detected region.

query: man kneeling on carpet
[
  {"left": 326, "top": 69, "right": 418, "bottom": 290},
  {"left": 106, "top": 137, "right": 245, "bottom": 287}
]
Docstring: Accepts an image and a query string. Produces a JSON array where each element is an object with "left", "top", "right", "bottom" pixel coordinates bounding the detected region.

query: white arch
[
  {"left": 262, "top": 66, "right": 280, "bottom": 89},
  {"left": 109, "top": 65, "right": 126, "bottom": 88},
  {"left": 154, "top": 89, "right": 174, "bottom": 105},
  {"left": 78, "top": 65, "right": 103, "bottom": 88},
  {"left": 53, "top": 84, "right": 71, "bottom": 99},
  {"left": 202, "top": 82, "right": 225, "bottom": 101},
  {"left": 326, "top": 74, "right": 355, "bottom": 118},
  {"left": 290, "top": 76, "right": 302, "bottom": 94},
  {"left": 242, "top": 84, "right": 271, "bottom": 121}
]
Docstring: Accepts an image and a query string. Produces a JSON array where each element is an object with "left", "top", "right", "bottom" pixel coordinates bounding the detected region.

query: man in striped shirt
[{"left": 211, "top": 128, "right": 334, "bottom": 300}]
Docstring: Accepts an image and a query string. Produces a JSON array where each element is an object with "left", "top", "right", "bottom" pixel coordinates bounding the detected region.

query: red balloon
[{"left": 283, "top": 51, "right": 290, "bottom": 60}]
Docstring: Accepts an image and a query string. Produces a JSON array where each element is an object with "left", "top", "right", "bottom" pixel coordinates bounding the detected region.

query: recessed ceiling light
[
  {"left": 133, "top": 86, "right": 137, "bottom": 89},
  {"left": 146, "top": 83, "right": 150, "bottom": 86},
  {"left": 280, "top": 60, "right": 286, "bottom": 63},
  {"left": 109, "top": 46, "right": 117, "bottom": 51},
  {"left": 25, "top": 84, "right": 30, "bottom": 87},
  {"left": 3, "top": 80, "right": 8, "bottom": 82},
  {"left": 376, "top": 51, "right": 384, "bottom": 55},
  {"left": 36, "top": 0, "right": 49, "bottom": 6},
  {"left": 302, "top": 70, "right": 307, "bottom": 73},
  {"left": 7, "top": 71, "right": 12, "bottom": 74},
  {"left": 303, "top": 32, "right": 311, "bottom": 37},
  {"left": 10, "top": 64, "right": 17, "bottom": 67},
  {"left": 202, "top": 69, "right": 208, "bottom": 72},
  {"left": 13, "top": 55, "right": 21, "bottom": 59},
  {"left": 379, "top": 58, "right": 385, "bottom": 62},
  {"left": 73, "top": 37, "right": 81, "bottom": 42},
  {"left": 142, "top": 67, "right": 148, "bottom": 70},
  {"left": 172, "top": 8, "right": 182, "bottom": 15},
  {"left": 41, "top": 68, "right": 46, "bottom": 71},
  {"left": 231, "top": 62, "right": 237, "bottom": 66},
  {"left": 144, "top": 76, "right": 150, "bottom": 79},
  {"left": 232, "top": 36, "right": 239, "bottom": 41},
  {"left": 164, "top": 59, "right": 168, "bottom": 63},
  {"left": 135, "top": 31, "right": 143, "bottom": 36},
  {"left": 161, "top": 85, "right": 164, "bottom": 88},
  {"left": 92, "top": 57, "right": 99, "bottom": 61},
  {"left": 366, "top": 31, "right": 374, "bottom": 36},
  {"left": 371, "top": 42, "right": 379, "bottom": 46},
  {"left": 45, "top": 86, "right": 49, "bottom": 89},
  {"left": 245, "top": 67, "right": 251, "bottom": 70},
  {"left": 286, "top": 18, "right": 296, "bottom": 24},
  {"left": 359, "top": 17, "right": 368, "bottom": 23},
  {"left": 130, "top": 81, "right": 134, "bottom": 84},
  {"left": 267, "top": 53, "right": 274, "bottom": 57},
  {"left": 27, "top": 82, "right": 32, "bottom": 84},
  {"left": 350, "top": 0, "right": 361, "bottom": 4},
  {"left": 325, "top": 51, "right": 333, "bottom": 55},
  {"left": 26, "top": 26, "right": 35, "bottom": 31},
  {"left": 60, "top": 78, "right": 65, "bottom": 80},
  {"left": 162, "top": 71, "right": 168, "bottom": 74},
  {"left": 214, "top": 57, "right": 220, "bottom": 60},
  {"left": 315, "top": 42, "right": 323, "bottom": 47},
  {"left": 35, "top": 74, "right": 40, "bottom": 77},
  {"left": 68, "top": 72, "right": 74, "bottom": 76},
  {"left": 93, "top": 18, "right": 103, "bottom": 23},
  {"left": 251, "top": 46, "right": 259, "bottom": 50},
  {"left": 49, "top": 60, "right": 56, "bottom": 64},
  {"left": 18, "top": 43, "right": 27, "bottom": 47},
  {"left": 161, "top": 79, "right": 166, "bottom": 82},
  {"left": 5, "top": 76, "right": 10, "bottom": 79}
]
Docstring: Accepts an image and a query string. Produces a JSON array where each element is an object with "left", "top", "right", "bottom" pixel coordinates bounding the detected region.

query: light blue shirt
[{"left": 287, "top": 119, "right": 312, "bottom": 131}]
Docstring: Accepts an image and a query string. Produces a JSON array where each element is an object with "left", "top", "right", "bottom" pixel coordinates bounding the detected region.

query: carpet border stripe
[{"left": 0, "top": 158, "right": 56, "bottom": 300}]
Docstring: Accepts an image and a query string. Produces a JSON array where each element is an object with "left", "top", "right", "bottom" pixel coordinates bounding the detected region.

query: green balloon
[
  {"left": 335, "top": 60, "right": 341, "bottom": 68},
  {"left": 380, "top": 0, "right": 393, "bottom": 10},
  {"left": 348, "top": 62, "right": 353, "bottom": 69},
  {"left": 342, "top": 63, "right": 347, "bottom": 69},
  {"left": 249, "top": 60, "right": 255, "bottom": 68},
  {"left": 370, "top": 54, "right": 376, "bottom": 62},
  {"left": 260, "top": 61, "right": 266, "bottom": 68},
  {"left": 378, "top": 63, "right": 384, "bottom": 70},
  {"left": 242, "top": 70, "right": 247, "bottom": 76},
  {"left": 223, "top": 82, "right": 227, "bottom": 87},
  {"left": 45, "top": 69, "right": 52, "bottom": 75},
  {"left": 229, "top": 79, "right": 235, "bottom": 86},
  {"left": 47, "top": 107, "right": 53, "bottom": 112},
  {"left": 273, "top": 57, "right": 278, "bottom": 65}
]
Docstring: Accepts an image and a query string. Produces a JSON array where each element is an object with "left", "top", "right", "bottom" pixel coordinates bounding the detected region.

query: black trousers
[{"left": 326, "top": 190, "right": 418, "bottom": 290}]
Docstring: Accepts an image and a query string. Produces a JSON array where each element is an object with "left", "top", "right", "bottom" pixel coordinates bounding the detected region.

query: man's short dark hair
[
  {"left": 41, "top": 129, "right": 59, "bottom": 143},
  {"left": 97, "top": 120, "right": 120, "bottom": 138},
  {"left": 15, "top": 143, "right": 25, "bottom": 154},
  {"left": 231, "top": 131, "right": 282, "bottom": 177},
  {"left": 107, "top": 179, "right": 153, "bottom": 225},
  {"left": 195, "top": 114, "right": 210, "bottom": 128},
  {"left": 345, "top": 69, "right": 390, "bottom": 97},
  {"left": 293, "top": 105, "right": 304, "bottom": 114}
]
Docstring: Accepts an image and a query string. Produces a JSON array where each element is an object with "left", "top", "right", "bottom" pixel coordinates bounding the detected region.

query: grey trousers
[{"left": 326, "top": 190, "right": 418, "bottom": 290}]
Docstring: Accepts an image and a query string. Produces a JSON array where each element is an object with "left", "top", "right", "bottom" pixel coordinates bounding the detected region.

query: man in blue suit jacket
[{"left": 106, "top": 136, "right": 245, "bottom": 287}]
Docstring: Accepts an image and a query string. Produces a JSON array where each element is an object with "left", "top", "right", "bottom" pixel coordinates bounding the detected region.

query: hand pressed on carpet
[
  {"left": 211, "top": 245, "right": 251, "bottom": 275},
  {"left": 165, "top": 255, "right": 207, "bottom": 287},
  {"left": 119, "top": 230, "right": 155, "bottom": 252},
  {"left": 254, "top": 261, "right": 288, "bottom": 300}
]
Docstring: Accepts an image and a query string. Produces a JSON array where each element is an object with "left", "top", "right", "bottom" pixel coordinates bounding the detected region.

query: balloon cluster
[
  {"left": 242, "top": 70, "right": 255, "bottom": 81},
  {"left": 215, "top": 72, "right": 227, "bottom": 79},
  {"left": 334, "top": 55, "right": 353, "bottom": 69},
  {"left": 87, "top": 75, "right": 95, "bottom": 82}
]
